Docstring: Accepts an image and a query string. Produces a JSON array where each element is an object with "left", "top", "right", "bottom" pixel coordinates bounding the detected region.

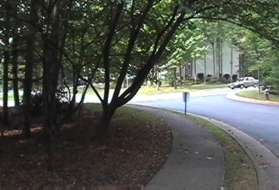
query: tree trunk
[
  {"left": 212, "top": 41, "right": 216, "bottom": 77},
  {"left": 22, "top": 0, "right": 38, "bottom": 138},
  {"left": 41, "top": 0, "right": 71, "bottom": 171},
  {"left": 12, "top": 36, "right": 20, "bottom": 107},
  {"left": 68, "top": 72, "right": 78, "bottom": 118},
  {"left": 2, "top": 1, "right": 10, "bottom": 125},
  {"left": 44, "top": 115, "right": 55, "bottom": 171},
  {"left": 11, "top": 0, "right": 20, "bottom": 107},
  {"left": 3, "top": 46, "right": 9, "bottom": 126},
  {"left": 173, "top": 68, "right": 177, "bottom": 89},
  {"left": 96, "top": 106, "right": 115, "bottom": 141},
  {"left": 42, "top": 43, "right": 60, "bottom": 171}
]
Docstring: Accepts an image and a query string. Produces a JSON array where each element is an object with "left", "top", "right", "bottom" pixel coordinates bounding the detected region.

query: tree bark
[
  {"left": 22, "top": 0, "right": 38, "bottom": 138},
  {"left": 2, "top": 1, "right": 11, "bottom": 125},
  {"left": 41, "top": 0, "right": 71, "bottom": 171},
  {"left": 11, "top": 0, "right": 20, "bottom": 107},
  {"left": 68, "top": 71, "right": 78, "bottom": 119},
  {"left": 96, "top": 105, "right": 115, "bottom": 140},
  {"left": 12, "top": 36, "right": 20, "bottom": 107},
  {"left": 3, "top": 45, "right": 9, "bottom": 126}
]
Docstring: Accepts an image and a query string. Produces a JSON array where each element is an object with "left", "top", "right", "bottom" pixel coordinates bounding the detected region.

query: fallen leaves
[{"left": 0, "top": 107, "right": 172, "bottom": 189}]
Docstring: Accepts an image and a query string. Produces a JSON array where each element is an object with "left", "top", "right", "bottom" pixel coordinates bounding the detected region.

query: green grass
[
  {"left": 79, "top": 83, "right": 226, "bottom": 97},
  {"left": 137, "top": 83, "right": 226, "bottom": 96},
  {"left": 238, "top": 90, "right": 279, "bottom": 102}
]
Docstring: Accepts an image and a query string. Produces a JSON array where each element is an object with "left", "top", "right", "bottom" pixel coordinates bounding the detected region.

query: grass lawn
[
  {"left": 188, "top": 115, "right": 257, "bottom": 190},
  {"left": 237, "top": 90, "right": 279, "bottom": 102},
  {"left": 137, "top": 83, "right": 226, "bottom": 96},
  {"left": 78, "top": 82, "right": 226, "bottom": 97}
]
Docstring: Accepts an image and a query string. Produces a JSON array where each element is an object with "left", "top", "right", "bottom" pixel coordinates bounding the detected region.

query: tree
[
  {"left": 77, "top": 0, "right": 279, "bottom": 138},
  {"left": 85, "top": 1, "right": 187, "bottom": 138},
  {"left": 2, "top": 0, "right": 11, "bottom": 126},
  {"left": 10, "top": 0, "right": 20, "bottom": 107},
  {"left": 22, "top": 0, "right": 40, "bottom": 138},
  {"left": 1, "top": 0, "right": 278, "bottom": 142}
]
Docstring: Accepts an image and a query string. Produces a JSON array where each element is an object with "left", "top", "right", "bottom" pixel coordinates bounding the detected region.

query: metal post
[
  {"left": 183, "top": 92, "right": 189, "bottom": 116},
  {"left": 258, "top": 68, "right": 261, "bottom": 95},
  {"left": 184, "top": 99, "right": 187, "bottom": 116}
]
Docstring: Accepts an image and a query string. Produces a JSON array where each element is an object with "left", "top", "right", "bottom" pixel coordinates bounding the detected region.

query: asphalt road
[{"left": 132, "top": 92, "right": 279, "bottom": 158}]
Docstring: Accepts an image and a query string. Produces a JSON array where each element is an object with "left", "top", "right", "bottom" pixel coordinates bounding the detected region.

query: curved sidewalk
[{"left": 130, "top": 106, "right": 225, "bottom": 190}]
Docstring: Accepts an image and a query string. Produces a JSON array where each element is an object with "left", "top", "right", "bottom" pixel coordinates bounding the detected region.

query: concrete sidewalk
[{"left": 130, "top": 106, "right": 225, "bottom": 190}]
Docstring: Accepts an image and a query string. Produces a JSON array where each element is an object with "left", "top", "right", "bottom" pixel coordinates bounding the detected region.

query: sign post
[{"left": 182, "top": 92, "right": 189, "bottom": 116}]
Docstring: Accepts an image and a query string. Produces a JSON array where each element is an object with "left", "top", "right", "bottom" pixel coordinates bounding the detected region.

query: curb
[
  {"left": 188, "top": 113, "right": 279, "bottom": 190},
  {"left": 227, "top": 92, "right": 279, "bottom": 106}
]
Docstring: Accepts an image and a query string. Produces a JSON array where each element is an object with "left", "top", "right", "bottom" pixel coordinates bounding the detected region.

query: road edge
[{"left": 226, "top": 91, "right": 279, "bottom": 106}]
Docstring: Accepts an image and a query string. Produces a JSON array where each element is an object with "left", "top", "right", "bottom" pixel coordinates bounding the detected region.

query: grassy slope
[{"left": 237, "top": 90, "right": 279, "bottom": 102}]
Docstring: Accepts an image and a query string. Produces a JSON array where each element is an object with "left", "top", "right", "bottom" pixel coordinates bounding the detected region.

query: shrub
[
  {"left": 26, "top": 89, "right": 70, "bottom": 117},
  {"left": 206, "top": 74, "right": 212, "bottom": 82},
  {"left": 223, "top": 74, "right": 231, "bottom": 82},
  {"left": 232, "top": 74, "right": 238, "bottom": 82},
  {"left": 197, "top": 73, "right": 204, "bottom": 81}
]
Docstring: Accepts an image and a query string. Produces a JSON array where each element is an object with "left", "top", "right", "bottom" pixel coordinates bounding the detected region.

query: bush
[
  {"left": 197, "top": 73, "right": 204, "bottom": 81},
  {"left": 267, "top": 65, "right": 279, "bottom": 92},
  {"left": 232, "top": 74, "right": 238, "bottom": 82},
  {"left": 206, "top": 74, "right": 212, "bottom": 82},
  {"left": 26, "top": 89, "right": 70, "bottom": 117},
  {"left": 223, "top": 74, "right": 231, "bottom": 82}
]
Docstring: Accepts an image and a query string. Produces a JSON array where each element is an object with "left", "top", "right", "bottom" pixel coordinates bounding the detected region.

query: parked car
[{"left": 228, "top": 77, "right": 259, "bottom": 89}]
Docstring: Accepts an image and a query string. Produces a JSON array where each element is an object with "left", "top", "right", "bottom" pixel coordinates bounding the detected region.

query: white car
[{"left": 228, "top": 77, "right": 259, "bottom": 89}]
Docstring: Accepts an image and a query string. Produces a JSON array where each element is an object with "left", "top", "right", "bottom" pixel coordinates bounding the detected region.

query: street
[{"left": 131, "top": 89, "right": 279, "bottom": 158}]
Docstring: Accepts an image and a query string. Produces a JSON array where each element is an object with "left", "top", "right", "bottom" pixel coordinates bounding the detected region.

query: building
[{"left": 181, "top": 39, "right": 240, "bottom": 81}]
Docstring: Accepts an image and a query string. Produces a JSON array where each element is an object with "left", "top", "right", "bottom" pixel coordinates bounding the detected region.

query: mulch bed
[{"left": 0, "top": 106, "right": 172, "bottom": 189}]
